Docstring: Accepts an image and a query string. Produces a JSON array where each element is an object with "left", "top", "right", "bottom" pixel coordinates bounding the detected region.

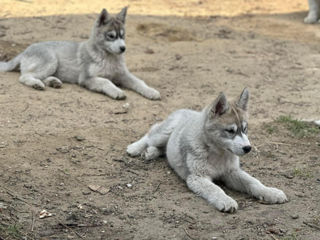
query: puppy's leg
[
  {"left": 144, "top": 146, "right": 163, "bottom": 160},
  {"left": 80, "top": 76, "right": 125, "bottom": 100},
  {"left": 144, "top": 119, "right": 176, "bottom": 159},
  {"left": 127, "top": 121, "right": 170, "bottom": 159},
  {"left": 19, "top": 51, "right": 58, "bottom": 90},
  {"left": 305, "top": 0, "right": 320, "bottom": 23},
  {"left": 43, "top": 76, "right": 63, "bottom": 88},
  {"left": 127, "top": 135, "right": 148, "bottom": 157},
  {"left": 19, "top": 74, "right": 45, "bottom": 90},
  {"left": 187, "top": 174, "right": 238, "bottom": 213},
  {"left": 118, "top": 71, "right": 161, "bottom": 100},
  {"left": 222, "top": 169, "right": 287, "bottom": 204},
  {"left": 127, "top": 123, "right": 162, "bottom": 158}
]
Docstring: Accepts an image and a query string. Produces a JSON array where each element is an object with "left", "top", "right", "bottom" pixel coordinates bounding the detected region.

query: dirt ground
[{"left": 0, "top": 0, "right": 320, "bottom": 239}]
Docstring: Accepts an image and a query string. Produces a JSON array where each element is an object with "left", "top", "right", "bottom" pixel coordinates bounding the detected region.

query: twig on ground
[
  {"left": 22, "top": 103, "right": 29, "bottom": 112},
  {"left": 270, "top": 234, "right": 279, "bottom": 240},
  {"left": 184, "top": 228, "right": 196, "bottom": 240},
  {"left": 2, "top": 186, "right": 32, "bottom": 207},
  {"left": 58, "top": 222, "right": 85, "bottom": 239},
  {"left": 268, "top": 141, "right": 292, "bottom": 146},
  {"left": 153, "top": 182, "right": 162, "bottom": 194},
  {"left": 31, "top": 210, "right": 35, "bottom": 232},
  {"left": 303, "top": 221, "right": 320, "bottom": 231}
]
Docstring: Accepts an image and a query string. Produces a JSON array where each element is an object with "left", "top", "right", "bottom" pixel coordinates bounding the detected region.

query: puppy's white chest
[
  {"left": 89, "top": 58, "right": 124, "bottom": 80},
  {"left": 206, "top": 153, "right": 238, "bottom": 179}
]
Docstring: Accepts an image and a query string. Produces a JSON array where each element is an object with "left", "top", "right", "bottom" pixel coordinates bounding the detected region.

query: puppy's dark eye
[
  {"left": 225, "top": 129, "right": 236, "bottom": 134},
  {"left": 106, "top": 32, "right": 116, "bottom": 40}
]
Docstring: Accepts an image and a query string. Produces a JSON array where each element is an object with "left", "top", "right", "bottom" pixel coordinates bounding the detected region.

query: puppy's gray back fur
[{"left": 23, "top": 41, "right": 80, "bottom": 82}]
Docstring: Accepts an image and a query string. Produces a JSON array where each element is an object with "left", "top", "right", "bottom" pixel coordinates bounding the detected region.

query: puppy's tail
[{"left": 0, "top": 54, "right": 22, "bottom": 72}]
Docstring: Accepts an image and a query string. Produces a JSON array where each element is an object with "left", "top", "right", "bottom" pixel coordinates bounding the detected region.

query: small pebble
[
  {"left": 175, "top": 54, "right": 182, "bottom": 60},
  {"left": 74, "top": 135, "right": 85, "bottom": 141},
  {"left": 122, "top": 102, "right": 130, "bottom": 110},
  {"left": 295, "top": 192, "right": 304, "bottom": 198},
  {"left": 291, "top": 214, "right": 299, "bottom": 219},
  {"left": 145, "top": 48, "right": 154, "bottom": 54}
]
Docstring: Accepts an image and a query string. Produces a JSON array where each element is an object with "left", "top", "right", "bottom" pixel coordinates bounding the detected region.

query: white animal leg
[
  {"left": 127, "top": 120, "right": 170, "bottom": 159},
  {"left": 222, "top": 169, "right": 288, "bottom": 203},
  {"left": 118, "top": 71, "right": 160, "bottom": 100},
  {"left": 19, "top": 52, "right": 58, "bottom": 90},
  {"left": 304, "top": 0, "right": 320, "bottom": 23},
  {"left": 19, "top": 74, "right": 45, "bottom": 90},
  {"left": 186, "top": 174, "right": 238, "bottom": 213},
  {"left": 144, "top": 146, "right": 163, "bottom": 160},
  {"left": 127, "top": 135, "right": 148, "bottom": 157},
  {"left": 81, "top": 77, "right": 125, "bottom": 100}
]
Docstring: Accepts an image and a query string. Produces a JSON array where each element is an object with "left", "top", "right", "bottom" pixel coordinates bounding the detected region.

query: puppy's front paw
[
  {"left": 215, "top": 196, "right": 238, "bottom": 213},
  {"left": 127, "top": 143, "right": 142, "bottom": 157},
  {"left": 32, "top": 82, "right": 45, "bottom": 90},
  {"left": 144, "top": 88, "right": 161, "bottom": 100},
  {"left": 258, "top": 187, "right": 288, "bottom": 204},
  {"left": 44, "top": 77, "right": 62, "bottom": 88},
  {"left": 110, "top": 90, "right": 126, "bottom": 100}
]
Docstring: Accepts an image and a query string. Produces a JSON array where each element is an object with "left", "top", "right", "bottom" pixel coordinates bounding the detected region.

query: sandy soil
[{"left": 0, "top": 0, "right": 320, "bottom": 239}]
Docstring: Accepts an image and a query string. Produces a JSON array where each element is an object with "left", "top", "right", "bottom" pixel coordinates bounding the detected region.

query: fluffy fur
[
  {"left": 127, "top": 89, "right": 288, "bottom": 212},
  {"left": 0, "top": 7, "right": 160, "bottom": 100},
  {"left": 305, "top": 0, "right": 320, "bottom": 23}
]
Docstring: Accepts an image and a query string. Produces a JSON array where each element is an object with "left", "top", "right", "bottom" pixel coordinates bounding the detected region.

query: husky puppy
[
  {"left": 127, "top": 89, "right": 287, "bottom": 212},
  {"left": 0, "top": 7, "right": 160, "bottom": 100},
  {"left": 304, "top": 0, "right": 320, "bottom": 23}
]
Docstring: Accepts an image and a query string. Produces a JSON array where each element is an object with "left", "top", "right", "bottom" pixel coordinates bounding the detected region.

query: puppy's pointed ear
[
  {"left": 117, "top": 6, "right": 128, "bottom": 24},
  {"left": 97, "top": 8, "right": 109, "bottom": 26},
  {"left": 210, "top": 92, "right": 229, "bottom": 117},
  {"left": 237, "top": 88, "right": 249, "bottom": 111}
]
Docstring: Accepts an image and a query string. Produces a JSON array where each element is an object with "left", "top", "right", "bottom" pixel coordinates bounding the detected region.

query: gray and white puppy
[
  {"left": 0, "top": 7, "right": 161, "bottom": 100},
  {"left": 127, "top": 89, "right": 287, "bottom": 212},
  {"left": 304, "top": 0, "right": 320, "bottom": 23}
]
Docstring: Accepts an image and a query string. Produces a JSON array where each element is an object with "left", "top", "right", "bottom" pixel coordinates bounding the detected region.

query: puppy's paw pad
[
  {"left": 44, "top": 77, "right": 62, "bottom": 88},
  {"left": 32, "top": 82, "right": 45, "bottom": 90},
  {"left": 50, "top": 80, "right": 62, "bottom": 88}
]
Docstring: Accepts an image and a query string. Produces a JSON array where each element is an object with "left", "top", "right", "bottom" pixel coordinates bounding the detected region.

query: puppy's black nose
[
  {"left": 120, "top": 46, "right": 126, "bottom": 53},
  {"left": 243, "top": 146, "right": 251, "bottom": 154}
]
